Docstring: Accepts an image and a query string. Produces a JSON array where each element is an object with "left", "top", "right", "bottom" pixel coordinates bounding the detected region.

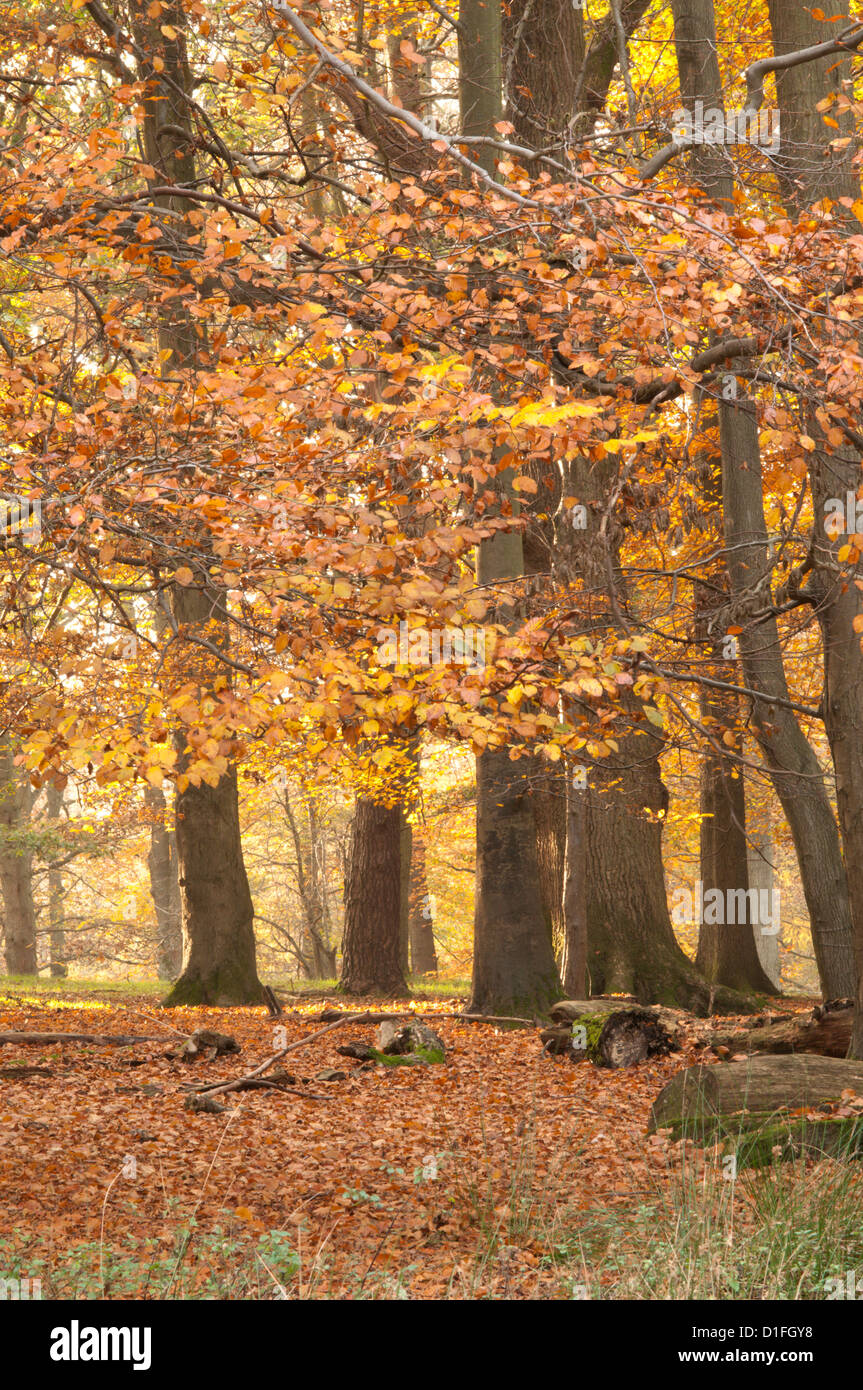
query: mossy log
[
  {"left": 708, "top": 999, "right": 853, "bottom": 1059},
  {"left": 649, "top": 1055, "right": 863, "bottom": 1134},
  {"left": 542, "top": 1004, "right": 676, "bottom": 1068}
]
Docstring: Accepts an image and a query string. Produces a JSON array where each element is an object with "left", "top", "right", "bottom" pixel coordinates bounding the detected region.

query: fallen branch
[{"left": 0, "top": 1032, "right": 162, "bottom": 1047}]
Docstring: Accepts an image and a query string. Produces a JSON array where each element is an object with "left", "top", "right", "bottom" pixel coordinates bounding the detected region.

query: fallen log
[
  {"left": 0, "top": 1032, "right": 161, "bottom": 1047},
  {"left": 542, "top": 1006, "right": 677, "bottom": 1068},
  {"left": 708, "top": 999, "right": 853, "bottom": 1059},
  {"left": 649, "top": 1055, "right": 863, "bottom": 1134},
  {"left": 0, "top": 1065, "right": 53, "bottom": 1079}
]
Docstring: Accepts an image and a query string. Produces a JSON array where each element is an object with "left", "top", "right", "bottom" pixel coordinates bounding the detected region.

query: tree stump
[{"left": 542, "top": 1004, "right": 676, "bottom": 1068}]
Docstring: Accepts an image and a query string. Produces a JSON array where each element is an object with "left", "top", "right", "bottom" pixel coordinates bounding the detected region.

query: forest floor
[{"left": 1, "top": 985, "right": 860, "bottom": 1300}]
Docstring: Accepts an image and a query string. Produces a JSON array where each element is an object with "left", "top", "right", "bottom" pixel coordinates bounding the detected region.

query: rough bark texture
[
  {"left": 720, "top": 386, "right": 855, "bottom": 999},
  {"left": 161, "top": 584, "right": 261, "bottom": 1006},
  {"left": 0, "top": 736, "right": 37, "bottom": 975},
  {"left": 586, "top": 727, "right": 745, "bottom": 1013},
  {"left": 470, "top": 745, "right": 562, "bottom": 1016},
  {"left": 145, "top": 783, "right": 182, "bottom": 981},
  {"left": 503, "top": 0, "right": 584, "bottom": 150},
  {"left": 340, "top": 799, "right": 407, "bottom": 996},
  {"left": 763, "top": 0, "right": 863, "bottom": 1050},
  {"left": 710, "top": 1000, "right": 854, "bottom": 1058},
  {"left": 542, "top": 1004, "right": 676, "bottom": 1067},
  {"left": 129, "top": 8, "right": 262, "bottom": 1008},
  {"left": 649, "top": 1054, "right": 863, "bottom": 1132}
]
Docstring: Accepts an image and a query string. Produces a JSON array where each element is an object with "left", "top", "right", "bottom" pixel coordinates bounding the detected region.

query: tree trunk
[
  {"left": 560, "top": 760, "right": 587, "bottom": 997},
  {"left": 762, "top": 0, "right": 863, "bottom": 1049},
  {"left": 45, "top": 782, "right": 67, "bottom": 979},
  {"left": 749, "top": 824, "right": 780, "bottom": 988},
  {"left": 471, "top": 744, "right": 563, "bottom": 1015},
  {"left": 459, "top": 0, "right": 562, "bottom": 1016},
  {"left": 340, "top": 799, "right": 407, "bottom": 995},
  {"left": 145, "top": 783, "right": 182, "bottom": 981},
  {"left": 0, "top": 736, "right": 37, "bottom": 975},
  {"left": 408, "top": 830, "right": 438, "bottom": 974},
  {"left": 399, "top": 813, "right": 411, "bottom": 978},
  {"left": 719, "top": 379, "right": 855, "bottom": 999},
  {"left": 162, "top": 586, "right": 259, "bottom": 1005},
  {"left": 531, "top": 760, "right": 566, "bottom": 954},
  {"left": 696, "top": 734, "right": 777, "bottom": 994},
  {"left": 503, "top": 0, "right": 584, "bottom": 151},
  {"left": 128, "top": 5, "right": 262, "bottom": 1007}
]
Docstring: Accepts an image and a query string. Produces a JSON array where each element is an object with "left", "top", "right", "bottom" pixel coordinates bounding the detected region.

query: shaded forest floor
[{"left": 1, "top": 986, "right": 860, "bottom": 1300}]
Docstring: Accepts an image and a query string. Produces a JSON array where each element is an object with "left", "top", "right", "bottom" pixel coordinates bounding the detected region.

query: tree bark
[
  {"left": 45, "top": 782, "right": 67, "bottom": 979},
  {"left": 459, "top": 0, "right": 562, "bottom": 1016},
  {"left": 649, "top": 1054, "right": 863, "bottom": 1132},
  {"left": 719, "top": 379, "right": 855, "bottom": 1000},
  {"left": 128, "top": 4, "right": 262, "bottom": 1006},
  {"left": 145, "top": 783, "right": 182, "bottom": 981},
  {"left": 763, "top": 1, "right": 863, "bottom": 1049},
  {"left": 408, "top": 830, "right": 438, "bottom": 974},
  {"left": 340, "top": 799, "right": 407, "bottom": 995},
  {"left": 709, "top": 1000, "right": 854, "bottom": 1059},
  {"left": 0, "top": 736, "right": 37, "bottom": 975},
  {"left": 503, "top": 0, "right": 584, "bottom": 150},
  {"left": 749, "top": 824, "right": 780, "bottom": 988}
]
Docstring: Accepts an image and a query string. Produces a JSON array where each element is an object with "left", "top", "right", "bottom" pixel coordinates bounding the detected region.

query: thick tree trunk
[
  {"left": 340, "top": 799, "right": 407, "bottom": 995},
  {"left": 145, "top": 783, "right": 182, "bottom": 981},
  {"left": 459, "top": 0, "right": 562, "bottom": 1016},
  {"left": 586, "top": 726, "right": 743, "bottom": 1013},
  {"left": 161, "top": 582, "right": 260, "bottom": 1005},
  {"left": 408, "top": 831, "right": 438, "bottom": 975},
  {"left": 719, "top": 382, "right": 855, "bottom": 999},
  {"left": 129, "top": 7, "right": 262, "bottom": 1007},
  {"left": 503, "top": 0, "right": 584, "bottom": 151},
  {"left": 0, "top": 737, "right": 37, "bottom": 975},
  {"left": 45, "top": 782, "right": 67, "bottom": 979},
  {"left": 470, "top": 745, "right": 562, "bottom": 1016},
  {"left": 763, "top": 1, "right": 863, "bottom": 1050}
]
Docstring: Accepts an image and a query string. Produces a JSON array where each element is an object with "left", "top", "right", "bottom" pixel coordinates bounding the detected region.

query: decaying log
[
  {"left": 649, "top": 1055, "right": 863, "bottom": 1134},
  {"left": 708, "top": 999, "right": 853, "bottom": 1059},
  {"left": 0, "top": 1032, "right": 161, "bottom": 1047},
  {"left": 542, "top": 1006, "right": 677, "bottom": 1068},
  {"left": 0, "top": 1065, "right": 53, "bottom": 1079}
]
